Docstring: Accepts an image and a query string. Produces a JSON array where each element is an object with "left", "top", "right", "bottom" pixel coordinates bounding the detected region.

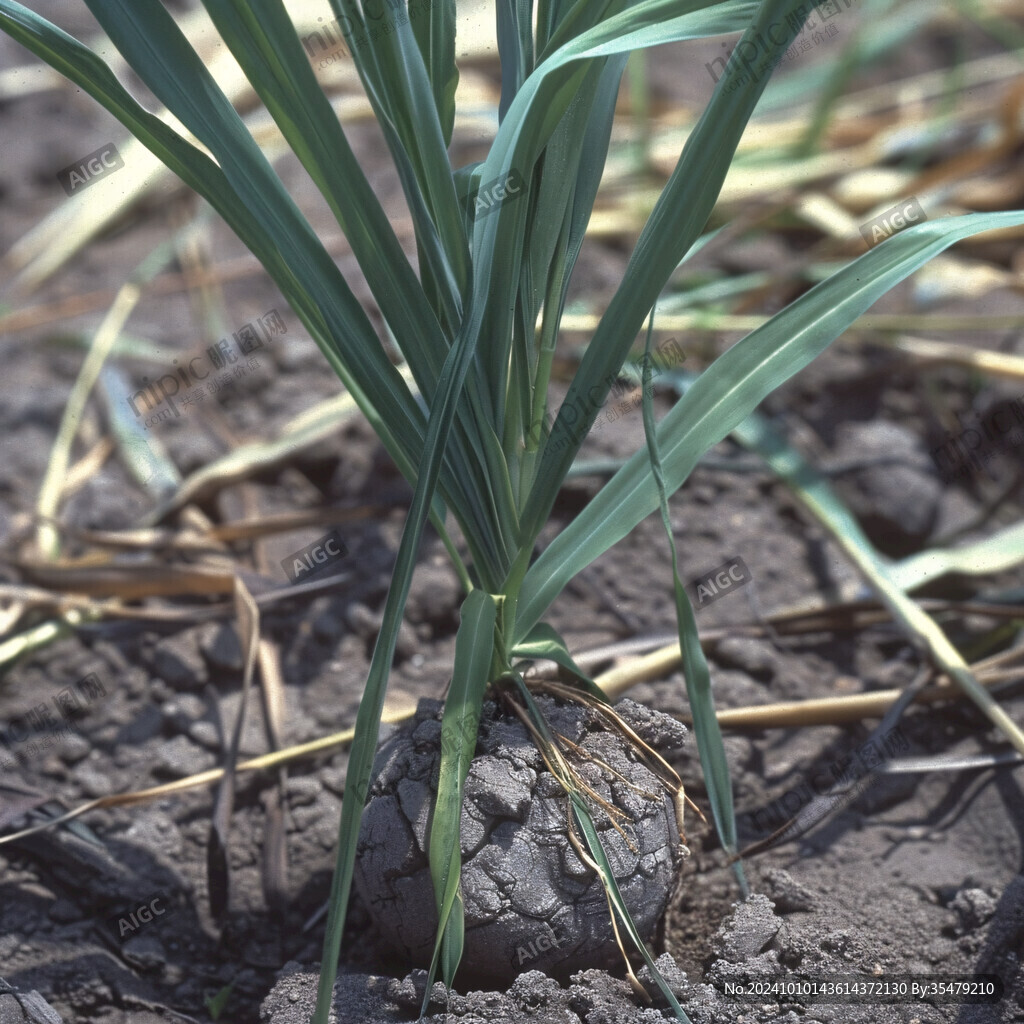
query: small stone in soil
[
  {"left": 830, "top": 420, "right": 941, "bottom": 556},
  {"left": 950, "top": 887, "right": 997, "bottom": 932},
  {"left": 70, "top": 763, "right": 114, "bottom": 798},
  {"left": 199, "top": 622, "right": 244, "bottom": 672},
  {"left": 151, "top": 634, "right": 208, "bottom": 690},
  {"left": 56, "top": 733, "right": 91, "bottom": 764},
  {"left": 760, "top": 867, "right": 816, "bottom": 913},
  {"left": 187, "top": 720, "right": 220, "bottom": 751},
  {"left": 154, "top": 736, "right": 216, "bottom": 777},
  {"left": 712, "top": 893, "right": 782, "bottom": 963}
]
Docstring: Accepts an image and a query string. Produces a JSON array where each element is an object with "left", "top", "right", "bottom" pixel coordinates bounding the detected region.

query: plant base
[{"left": 353, "top": 692, "right": 687, "bottom": 984}]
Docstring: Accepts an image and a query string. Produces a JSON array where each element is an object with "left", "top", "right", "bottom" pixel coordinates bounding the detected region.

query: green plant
[
  {"left": 203, "top": 979, "right": 237, "bottom": 1020},
  {"left": 3, "top": 0, "right": 1022, "bottom": 1021}
]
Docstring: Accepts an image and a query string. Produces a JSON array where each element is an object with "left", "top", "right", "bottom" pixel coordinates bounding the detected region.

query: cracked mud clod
[{"left": 352, "top": 694, "right": 688, "bottom": 985}]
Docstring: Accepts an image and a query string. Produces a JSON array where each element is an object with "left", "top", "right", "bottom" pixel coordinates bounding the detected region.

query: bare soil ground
[{"left": 1, "top": 3, "right": 1023, "bottom": 1023}]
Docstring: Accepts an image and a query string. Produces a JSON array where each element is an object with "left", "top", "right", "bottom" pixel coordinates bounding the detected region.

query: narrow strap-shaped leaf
[
  {"left": 462, "top": 0, "right": 762, "bottom": 475},
  {"left": 422, "top": 590, "right": 498, "bottom": 1008},
  {"left": 638, "top": 316, "right": 746, "bottom": 889},
  {"left": 517, "top": 0, "right": 797, "bottom": 546},
  {"left": 357, "top": 62, "right": 467, "bottom": 334},
  {"left": 198, "top": 0, "right": 508, "bottom": 584},
  {"left": 511, "top": 622, "right": 609, "bottom": 705},
  {"left": 0, "top": 1, "right": 431, "bottom": 498},
  {"left": 326, "top": 0, "right": 469, "bottom": 302},
  {"left": 889, "top": 521, "right": 1024, "bottom": 593},
  {"left": 555, "top": 53, "right": 627, "bottom": 309},
  {"left": 4, "top": 0, "right": 490, "bottom": 571},
  {"left": 202, "top": 0, "right": 448, "bottom": 391},
  {"left": 311, "top": 4, "right": 519, "bottom": 579},
  {"left": 568, "top": 795, "right": 691, "bottom": 1020},
  {"left": 0, "top": 5, "right": 505, "bottom": 585},
  {"left": 509, "top": 54, "right": 625, "bottom": 463},
  {"left": 515, "top": 210, "right": 1024, "bottom": 642},
  {"left": 496, "top": 0, "right": 534, "bottom": 122},
  {"left": 313, "top": 288, "right": 497, "bottom": 1024},
  {"left": 534, "top": 0, "right": 559, "bottom": 53},
  {"left": 537, "top": 0, "right": 631, "bottom": 60},
  {"left": 55, "top": 0, "right": 425, "bottom": 470},
  {"left": 730, "top": 410, "right": 1024, "bottom": 756},
  {"left": 410, "top": 0, "right": 459, "bottom": 144},
  {"left": 512, "top": 53, "right": 627, "bottom": 474}
]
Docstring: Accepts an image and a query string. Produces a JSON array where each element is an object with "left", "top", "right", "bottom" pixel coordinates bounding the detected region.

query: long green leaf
[
  {"left": 326, "top": 0, "right": 469, "bottom": 308},
  {"left": 423, "top": 590, "right": 498, "bottom": 1008},
  {"left": 0, "top": 2, "right": 432, "bottom": 489},
  {"left": 0, "top": 1, "right": 517, "bottom": 585},
  {"left": 313, "top": 236, "right": 500, "bottom": 1024},
  {"left": 568, "top": 794, "right": 691, "bottom": 1021},
  {"left": 496, "top": 0, "right": 534, "bottom": 122},
  {"left": 317, "top": 0, "right": 519, "bottom": 581},
  {"left": 464, "top": 0, "right": 764, "bottom": 443},
  {"left": 197, "top": 0, "right": 508, "bottom": 587},
  {"left": 202, "top": 0, "right": 449, "bottom": 389},
  {"left": 410, "top": 0, "right": 459, "bottom": 144},
  {"left": 889, "top": 521, "right": 1024, "bottom": 593},
  {"left": 638, "top": 317, "right": 747, "bottom": 889},
  {"left": 515, "top": 211, "right": 1024, "bottom": 642},
  {"left": 472, "top": 0, "right": 777, "bottom": 619},
  {"left": 514, "top": 54, "right": 627, "bottom": 462},
  {"left": 517, "top": 0, "right": 806, "bottom": 547}
]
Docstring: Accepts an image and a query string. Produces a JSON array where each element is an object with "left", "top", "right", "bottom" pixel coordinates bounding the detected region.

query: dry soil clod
[{"left": 352, "top": 693, "right": 688, "bottom": 985}]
